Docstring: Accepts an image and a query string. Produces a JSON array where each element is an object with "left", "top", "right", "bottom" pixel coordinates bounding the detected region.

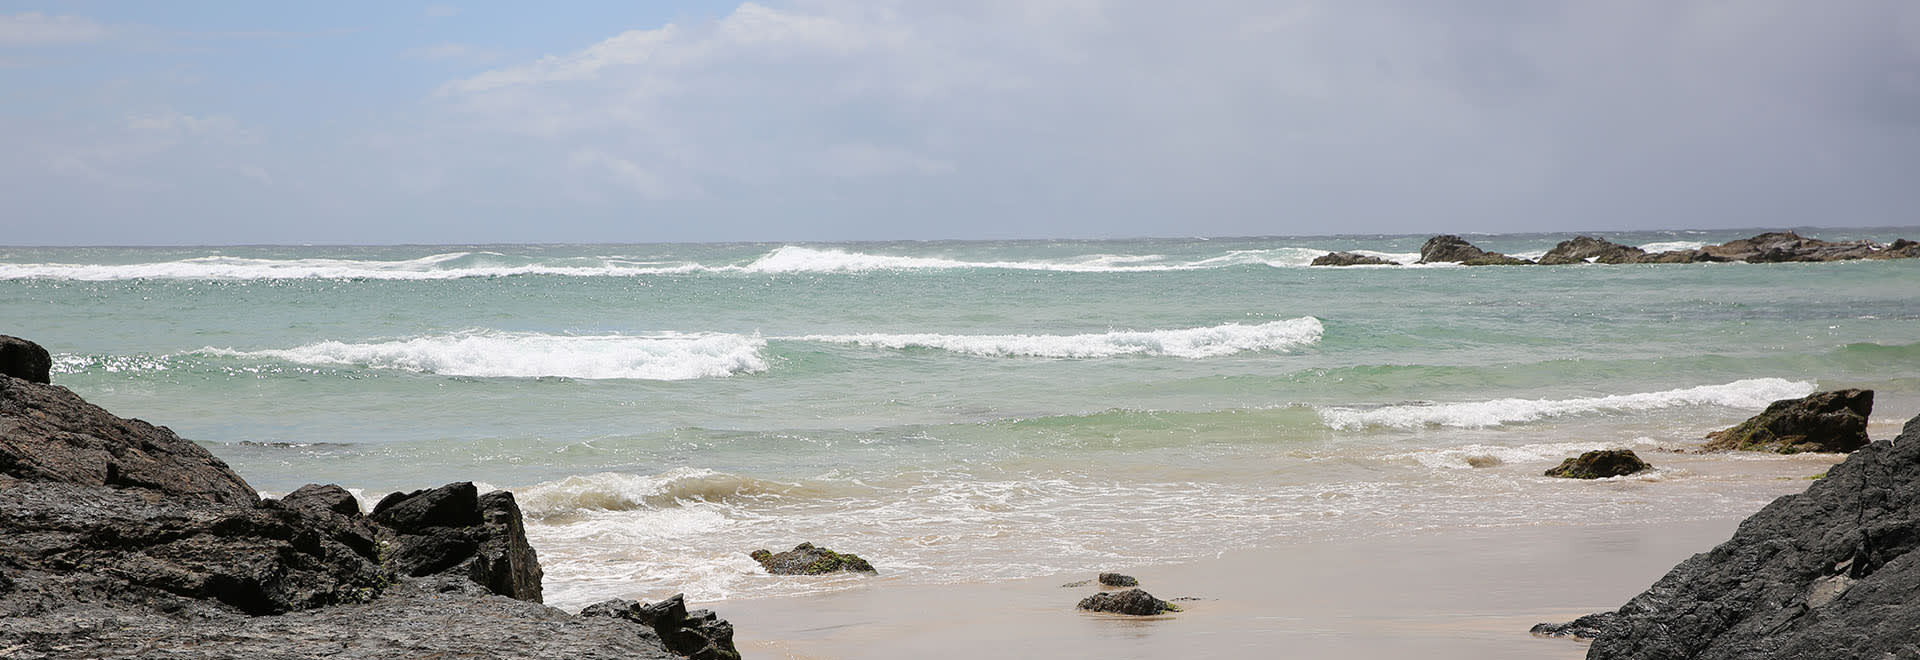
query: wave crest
[
  {"left": 793, "top": 317, "right": 1323, "bottom": 358},
  {"left": 201, "top": 331, "right": 768, "bottom": 380},
  {"left": 1318, "top": 377, "right": 1816, "bottom": 430},
  {"left": 513, "top": 468, "right": 795, "bottom": 517}
]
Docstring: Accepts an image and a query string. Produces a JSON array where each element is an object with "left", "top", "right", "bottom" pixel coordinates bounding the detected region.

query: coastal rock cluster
[
  {"left": 1313, "top": 231, "right": 1920, "bottom": 266},
  {"left": 749, "top": 542, "right": 877, "bottom": 575},
  {"left": 0, "top": 335, "right": 736, "bottom": 660},
  {"left": 1537, "top": 412, "right": 1920, "bottom": 658}
]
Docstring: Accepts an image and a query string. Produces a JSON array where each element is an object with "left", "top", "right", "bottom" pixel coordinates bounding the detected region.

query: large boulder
[
  {"left": 1703, "top": 389, "right": 1872, "bottom": 453},
  {"left": 371, "top": 482, "right": 544, "bottom": 602},
  {"left": 1, "top": 374, "right": 258, "bottom": 505},
  {"left": 582, "top": 594, "right": 741, "bottom": 660},
  {"left": 1537, "top": 236, "right": 1648, "bottom": 265},
  {"left": 1310, "top": 252, "right": 1398, "bottom": 266},
  {"left": 0, "top": 336, "right": 51, "bottom": 384},
  {"left": 1077, "top": 588, "right": 1175, "bottom": 615},
  {"left": 748, "top": 542, "right": 877, "bottom": 575},
  {"left": 1545, "top": 449, "right": 1651, "bottom": 479},
  {"left": 1548, "top": 413, "right": 1920, "bottom": 659},
  {"left": 1416, "top": 235, "right": 1532, "bottom": 265}
]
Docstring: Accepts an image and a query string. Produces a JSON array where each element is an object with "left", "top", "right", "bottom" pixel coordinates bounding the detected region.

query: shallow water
[{"left": 4, "top": 229, "right": 1916, "bottom": 609}]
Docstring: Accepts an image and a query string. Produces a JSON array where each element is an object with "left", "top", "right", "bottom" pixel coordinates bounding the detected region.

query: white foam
[
  {"left": 792, "top": 317, "right": 1323, "bottom": 359},
  {"left": 1638, "top": 241, "right": 1708, "bottom": 253},
  {"left": 740, "top": 246, "right": 1328, "bottom": 273},
  {"left": 1318, "top": 378, "right": 1816, "bottom": 430},
  {"left": 201, "top": 331, "right": 768, "bottom": 380}
]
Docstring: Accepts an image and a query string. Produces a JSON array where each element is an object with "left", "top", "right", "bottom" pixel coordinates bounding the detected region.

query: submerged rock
[
  {"left": 1702, "top": 389, "right": 1872, "bottom": 454},
  {"left": 1416, "top": 235, "right": 1532, "bottom": 265},
  {"left": 1537, "top": 236, "right": 1647, "bottom": 265},
  {"left": 0, "top": 335, "right": 51, "bottom": 384},
  {"left": 1559, "top": 413, "right": 1920, "bottom": 659},
  {"left": 1545, "top": 449, "right": 1651, "bottom": 479},
  {"left": 582, "top": 594, "right": 741, "bottom": 660},
  {"left": 1310, "top": 251, "right": 1398, "bottom": 266},
  {"left": 1077, "top": 588, "right": 1175, "bottom": 615},
  {"left": 1098, "top": 572, "right": 1139, "bottom": 587},
  {"left": 749, "top": 542, "right": 877, "bottom": 575}
]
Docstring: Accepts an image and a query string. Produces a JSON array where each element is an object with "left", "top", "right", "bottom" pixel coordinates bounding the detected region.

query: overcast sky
[{"left": 4, "top": 1, "right": 1918, "bottom": 245}]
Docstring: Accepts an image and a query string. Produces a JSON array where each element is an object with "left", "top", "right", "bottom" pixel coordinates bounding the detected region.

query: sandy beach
[{"left": 723, "top": 517, "right": 1758, "bottom": 659}]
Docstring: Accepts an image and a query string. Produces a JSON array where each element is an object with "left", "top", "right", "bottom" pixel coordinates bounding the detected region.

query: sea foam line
[
  {"left": 788, "top": 317, "right": 1324, "bottom": 358},
  {"left": 1317, "top": 377, "right": 1815, "bottom": 430},
  {"left": 199, "top": 331, "right": 768, "bottom": 380}
]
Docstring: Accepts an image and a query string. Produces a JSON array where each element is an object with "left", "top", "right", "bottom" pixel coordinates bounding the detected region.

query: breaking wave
[
  {"left": 200, "top": 331, "right": 769, "bottom": 380},
  {"left": 1317, "top": 378, "right": 1815, "bottom": 430},
  {"left": 793, "top": 317, "right": 1323, "bottom": 359}
]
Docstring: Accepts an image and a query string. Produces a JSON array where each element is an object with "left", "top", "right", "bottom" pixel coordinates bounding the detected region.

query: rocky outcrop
[
  {"left": 1310, "top": 252, "right": 1398, "bottom": 266},
  {"left": 1099, "top": 572, "right": 1138, "bottom": 587},
  {"left": 371, "top": 482, "right": 544, "bottom": 602},
  {"left": 1537, "top": 236, "right": 1647, "bottom": 265},
  {"left": 1530, "top": 611, "right": 1618, "bottom": 639},
  {"left": 1703, "top": 389, "right": 1872, "bottom": 454},
  {"left": 1543, "top": 413, "right": 1920, "bottom": 659},
  {"left": 0, "top": 335, "right": 51, "bottom": 384},
  {"left": 750, "top": 542, "right": 877, "bottom": 575},
  {"left": 1, "top": 366, "right": 258, "bottom": 505},
  {"left": 0, "top": 335, "right": 727, "bottom": 659},
  {"left": 583, "top": 594, "right": 741, "bottom": 660},
  {"left": 1699, "top": 231, "right": 1886, "bottom": 263},
  {"left": 1416, "top": 235, "right": 1532, "bottom": 265},
  {"left": 1545, "top": 449, "right": 1651, "bottom": 479},
  {"left": 1869, "top": 238, "right": 1920, "bottom": 260},
  {"left": 1077, "top": 588, "right": 1175, "bottom": 615}
]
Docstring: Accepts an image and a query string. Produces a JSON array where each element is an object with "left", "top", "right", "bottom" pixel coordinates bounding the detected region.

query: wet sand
[{"left": 721, "top": 517, "right": 1748, "bottom": 659}]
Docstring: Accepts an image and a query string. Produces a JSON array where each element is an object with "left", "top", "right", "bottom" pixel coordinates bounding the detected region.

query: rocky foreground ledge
[
  {"left": 0, "top": 335, "right": 736, "bottom": 660},
  {"left": 1536, "top": 412, "right": 1920, "bottom": 658}
]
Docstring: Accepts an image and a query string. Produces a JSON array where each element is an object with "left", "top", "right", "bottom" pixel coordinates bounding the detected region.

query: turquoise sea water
[{"left": 5, "top": 228, "right": 1918, "bottom": 607}]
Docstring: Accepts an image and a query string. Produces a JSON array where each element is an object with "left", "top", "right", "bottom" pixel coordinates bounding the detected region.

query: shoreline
[{"left": 719, "top": 517, "right": 1751, "bottom": 659}]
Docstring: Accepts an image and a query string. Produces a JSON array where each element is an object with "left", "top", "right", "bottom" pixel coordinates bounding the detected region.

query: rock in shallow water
[
  {"left": 1547, "top": 412, "right": 1920, "bottom": 659},
  {"left": 582, "top": 593, "right": 741, "bottom": 660},
  {"left": 749, "top": 542, "right": 877, "bottom": 575},
  {"left": 1098, "top": 572, "right": 1138, "bottom": 587},
  {"left": 1077, "top": 588, "right": 1175, "bottom": 615},
  {"left": 1703, "top": 389, "right": 1872, "bottom": 454},
  {"left": 1544, "top": 449, "right": 1651, "bottom": 479},
  {"left": 1310, "top": 251, "right": 1398, "bottom": 266}
]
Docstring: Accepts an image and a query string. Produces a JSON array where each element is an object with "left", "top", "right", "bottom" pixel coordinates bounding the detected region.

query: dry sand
[{"left": 721, "top": 517, "right": 1748, "bottom": 659}]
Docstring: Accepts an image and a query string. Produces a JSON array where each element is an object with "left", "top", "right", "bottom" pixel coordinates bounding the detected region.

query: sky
[{"left": 3, "top": 1, "right": 1918, "bottom": 245}]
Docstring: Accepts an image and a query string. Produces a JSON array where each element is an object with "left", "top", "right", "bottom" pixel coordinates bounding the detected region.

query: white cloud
[{"left": 0, "top": 12, "right": 110, "bottom": 46}]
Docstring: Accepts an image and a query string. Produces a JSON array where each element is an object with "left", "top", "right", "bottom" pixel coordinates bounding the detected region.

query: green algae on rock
[{"left": 749, "top": 543, "right": 877, "bottom": 575}]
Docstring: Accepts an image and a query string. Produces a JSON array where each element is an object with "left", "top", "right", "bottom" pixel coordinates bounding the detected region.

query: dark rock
[
  {"left": 1077, "top": 588, "right": 1174, "bottom": 615},
  {"left": 1531, "top": 611, "right": 1618, "bottom": 639},
  {"left": 1060, "top": 579, "right": 1092, "bottom": 588},
  {"left": 1417, "top": 235, "right": 1531, "bottom": 265},
  {"left": 1098, "top": 572, "right": 1138, "bottom": 587},
  {"left": 1868, "top": 238, "right": 1920, "bottom": 260},
  {"left": 582, "top": 594, "right": 741, "bottom": 660},
  {"left": 0, "top": 336, "right": 52, "bottom": 384},
  {"left": 372, "top": 482, "right": 543, "bottom": 602},
  {"left": 1545, "top": 449, "right": 1652, "bottom": 479},
  {"left": 749, "top": 542, "right": 876, "bottom": 575},
  {"left": 0, "top": 376, "right": 257, "bottom": 505},
  {"left": 0, "top": 574, "right": 679, "bottom": 660},
  {"left": 1702, "top": 389, "right": 1872, "bottom": 453},
  {"left": 0, "top": 480, "right": 388, "bottom": 615},
  {"left": 1640, "top": 249, "right": 1720, "bottom": 264},
  {"left": 1310, "top": 251, "right": 1398, "bottom": 266},
  {"left": 1578, "top": 413, "right": 1920, "bottom": 659},
  {"left": 282, "top": 483, "right": 362, "bottom": 517},
  {"left": 1538, "top": 236, "right": 1647, "bottom": 265},
  {"left": 1701, "top": 231, "right": 1880, "bottom": 263}
]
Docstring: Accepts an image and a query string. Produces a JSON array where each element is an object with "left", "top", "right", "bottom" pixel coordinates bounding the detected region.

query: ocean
[{"left": 4, "top": 228, "right": 1917, "bottom": 610}]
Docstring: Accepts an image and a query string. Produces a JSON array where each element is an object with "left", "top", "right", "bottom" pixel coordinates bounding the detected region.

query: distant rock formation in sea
[
  {"left": 1536, "top": 411, "right": 1920, "bottom": 658},
  {"left": 0, "top": 335, "right": 736, "bottom": 660},
  {"left": 1312, "top": 231, "right": 1920, "bottom": 267}
]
